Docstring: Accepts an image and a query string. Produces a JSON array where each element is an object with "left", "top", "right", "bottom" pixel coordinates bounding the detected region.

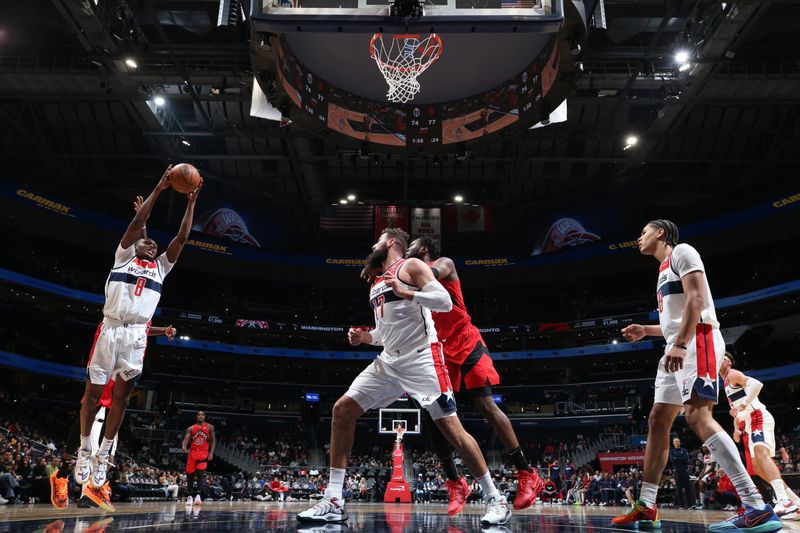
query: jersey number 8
[{"left": 134, "top": 277, "right": 146, "bottom": 297}]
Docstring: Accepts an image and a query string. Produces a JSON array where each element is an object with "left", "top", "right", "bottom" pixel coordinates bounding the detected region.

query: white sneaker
[
  {"left": 297, "top": 490, "right": 348, "bottom": 523},
  {"left": 775, "top": 500, "right": 798, "bottom": 520},
  {"left": 90, "top": 454, "right": 112, "bottom": 488},
  {"left": 481, "top": 495, "right": 511, "bottom": 527},
  {"left": 0, "top": 496, "right": 8, "bottom": 505},
  {"left": 75, "top": 450, "right": 92, "bottom": 485},
  {"left": 186, "top": 496, "right": 194, "bottom": 507},
  {"left": 194, "top": 495, "right": 202, "bottom": 506}
]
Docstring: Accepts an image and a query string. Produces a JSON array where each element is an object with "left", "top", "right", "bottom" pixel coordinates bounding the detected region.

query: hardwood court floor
[{"left": 1, "top": 501, "right": 799, "bottom": 532}]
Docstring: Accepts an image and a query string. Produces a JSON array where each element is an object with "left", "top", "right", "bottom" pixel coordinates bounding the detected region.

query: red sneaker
[
  {"left": 611, "top": 500, "right": 661, "bottom": 529},
  {"left": 514, "top": 469, "right": 543, "bottom": 510},
  {"left": 446, "top": 477, "right": 470, "bottom": 516}
]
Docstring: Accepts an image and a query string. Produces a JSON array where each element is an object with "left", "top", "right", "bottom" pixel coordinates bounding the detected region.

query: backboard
[{"left": 378, "top": 408, "right": 422, "bottom": 435}]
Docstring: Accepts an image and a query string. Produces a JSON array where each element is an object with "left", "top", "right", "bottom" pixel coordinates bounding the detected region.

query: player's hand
[
  {"left": 360, "top": 265, "right": 381, "bottom": 284},
  {"left": 207, "top": 453, "right": 213, "bottom": 461},
  {"left": 158, "top": 165, "right": 173, "bottom": 190},
  {"left": 621, "top": 324, "right": 646, "bottom": 342},
  {"left": 383, "top": 271, "right": 412, "bottom": 300},
  {"left": 731, "top": 405, "right": 747, "bottom": 420},
  {"left": 187, "top": 179, "right": 203, "bottom": 203},
  {"left": 181, "top": 446, "right": 188, "bottom": 454},
  {"left": 133, "top": 195, "right": 144, "bottom": 213},
  {"left": 348, "top": 327, "right": 368, "bottom": 346},
  {"left": 664, "top": 344, "right": 686, "bottom": 373},
  {"left": 165, "top": 326, "right": 177, "bottom": 341}
]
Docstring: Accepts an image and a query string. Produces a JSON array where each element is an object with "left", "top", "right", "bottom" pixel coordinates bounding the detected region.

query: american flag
[
  {"left": 319, "top": 204, "right": 374, "bottom": 230},
  {"left": 501, "top": 0, "right": 534, "bottom": 7}
]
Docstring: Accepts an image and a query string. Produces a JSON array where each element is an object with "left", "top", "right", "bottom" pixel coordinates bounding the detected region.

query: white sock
[
  {"left": 79, "top": 435, "right": 92, "bottom": 454},
  {"left": 328, "top": 468, "right": 346, "bottom": 501},
  {"left": 785, "top": 482, "right": 800, "bottom": 505},
  {"left": 98, "top": 437, "right": 114, "bottom": 457},
  {"left": 705, "top": 432, "right": 765, "bottom": 509},
  {"left": 771, "top": 479, "right": 788, "bottom": 502},
  {"left": 640, "top": 481, "right": 658, "bottom": 509},
  {"left": 477, "top": 472, "right": 500, "bottom": 501}
]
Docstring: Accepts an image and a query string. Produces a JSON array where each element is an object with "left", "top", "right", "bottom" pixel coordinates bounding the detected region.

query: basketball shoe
[
  {"left": 611, "top": 500, "right": 661, "bottom": 529},
  {"left": 82, "top": 483, "right": 115, "bottom": 512},
  {"left": 774, "top": 500, "right": 798, "bottom": 520},
  {"left": 708, "top": 504, "right": 782, "bottom": 532},
  {"left": 446, "top": 477, "right": 470, "bottom": 516},
  {"left": 75, "top": 450, "right": 92, "bottom": 485},
  {"left": 514, "top": 469, "right": 543, "bottom": 510},
  {"left": 297, "top": 489, "right": 348, "bottom": 523},
  {"left": 50, "top": 470, "right": 69, "bottom": 509},
  {"left": 481, "top": 495, "right": 512, "bottom": 526}
]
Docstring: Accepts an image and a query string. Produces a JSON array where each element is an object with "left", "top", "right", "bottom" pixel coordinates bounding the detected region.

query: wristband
[{"left": 673, "top": 344, "right": 687, "bottom": 350}]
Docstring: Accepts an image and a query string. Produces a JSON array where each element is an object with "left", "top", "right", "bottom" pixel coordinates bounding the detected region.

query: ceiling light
[
  {"left": 153, "top": 95, "right": 166, "bottom": 107},
  {"left": 454, "top": 195, "right": 463, "bottom": 203},
  {"left": 625, "top": 135, "right": 638, "bottom": 146},
  {"left": 180, "top": 139, "right": 191, "bottom": 147},
  {"left": 339, "top": 199, "right": 348, "bottom": 204},
  {"left": 124, "top": 58, "right": 138, "bottom": 69},
  {"left": 675, "top": 50, "right": 690, "bottom": 64},
  {"left": 678, "top": 62, "right": 691, "bottom": 72},
  {"left": 347, "top": 194, "right": 356, "bottom": 201}
]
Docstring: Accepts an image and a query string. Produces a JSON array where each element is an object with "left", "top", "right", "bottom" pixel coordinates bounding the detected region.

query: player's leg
[{"left": 752, "top": 445, "right": 797, "bottom": 518}]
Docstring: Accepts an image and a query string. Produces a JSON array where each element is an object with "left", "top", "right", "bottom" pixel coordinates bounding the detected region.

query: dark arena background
[{"left": 1, "top": 0, "right": 800, "bottom": 531}]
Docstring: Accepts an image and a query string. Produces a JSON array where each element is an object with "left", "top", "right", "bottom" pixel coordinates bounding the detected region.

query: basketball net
[
  {"left": 370, "top": 33, "right": 442, "bottom": 103},
  {"left": 393, "top": 426, "right": 406, "bottom": 450}
]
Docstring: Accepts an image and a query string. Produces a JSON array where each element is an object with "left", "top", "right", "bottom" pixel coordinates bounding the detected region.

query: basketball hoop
[{"left": 369, "top": 33, "right": 442, "bottom": 103}]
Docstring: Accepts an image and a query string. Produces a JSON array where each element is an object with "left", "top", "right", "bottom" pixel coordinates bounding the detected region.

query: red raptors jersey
[
  {"left": 432, "top": 275, "right": 472, "bottom": 342},
  {"left": 190, "top": 423, "right": 210, "bottom": 452}
]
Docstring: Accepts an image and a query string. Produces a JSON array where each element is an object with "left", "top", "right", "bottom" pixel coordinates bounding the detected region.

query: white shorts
[
  {"left": 345, "top": 342, "right": 457, "bottom": 420},
  {"left": 90, "top": 407, "right": 119, "bottom": 457},
  {"left": 87, "top": 319, "right": 148, "bottom": 385},
  {"left": 741, "top": 408, "right": 776, "bottom": 457},
  {"left": 654, "top": 324, "right": 724, "bottom": 406}
]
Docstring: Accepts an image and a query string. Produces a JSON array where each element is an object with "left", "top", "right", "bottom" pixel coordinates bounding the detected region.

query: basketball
[{"left": 168, "top": 163, "right": 202, "bottom": 194}]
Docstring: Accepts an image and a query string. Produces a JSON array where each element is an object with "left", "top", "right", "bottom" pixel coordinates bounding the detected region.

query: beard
[{"left": 365, "top": 247, "right": 388, "bottom": 270}]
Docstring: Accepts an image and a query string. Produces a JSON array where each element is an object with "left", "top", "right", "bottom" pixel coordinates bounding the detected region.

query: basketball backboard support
[
  {"left": 251, "top": 0, "right": 564, "bottom": 33},
  {"left": 378, "top": 408, "right": 421, "bottom": 435}
]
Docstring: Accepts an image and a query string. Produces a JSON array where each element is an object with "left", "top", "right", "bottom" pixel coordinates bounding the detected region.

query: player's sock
[
  {"left": 98, "top": 438, "right": 115, "bottom": 457},
  {"left": 771, "top": 479, "right": 789, "bottom": 502},
  {"left": 79, "top": 435, "right": 92, "bottom": 454},
  {"left": 328, "top": 468, "right": 346, "bottom": 500},
  {"left": 477, "top": 471, "right": 500, "bottom": 501},
  {"left": 508, "top": 447, "right": 530, "bottom": 472},
  {"left": 442, "top": 455, "right": 460, "bottom": 482},
  {"left": 56, "top": 458, "right": 71, "bottom": 479},
  {"left": 640, "top": 481, "right": 659, "bottom": 509},
  {"left": 705, "top": 431, "right": 766, "bottom": 509}
]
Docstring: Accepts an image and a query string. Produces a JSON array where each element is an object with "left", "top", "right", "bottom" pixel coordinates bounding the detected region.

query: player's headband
[{"left": 648, "top": 219, "right": 679, "bottom": 247}]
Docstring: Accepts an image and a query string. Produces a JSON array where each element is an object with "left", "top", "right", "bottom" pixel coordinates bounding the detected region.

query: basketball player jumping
[
  {"left": 721, "top": 352, "right": 799, "bottom": 519},
  {"left": 611, "top": 220, "right": 781, "bottom": 532},
  {"left": 298, "top": 228, "right": 511, "bottom": 526},
  {"left": 50, "top": 324, "right": 176, "bottom": 510},
  {"left": 403, "top": 236, "right": 543, "bottom": 514},
  {"left": 182, "top": 411, "right": 216, "bottom": 507},
  {"left": 73, "top": 166, "right": 202, "bottom": 511}
]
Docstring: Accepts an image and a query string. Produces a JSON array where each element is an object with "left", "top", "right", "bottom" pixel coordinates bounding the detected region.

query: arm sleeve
[
  {"left": 411, "top": 280, "right": 453, "bottom": 312},
  {"left": 366, "top": 325, "right": 383, "bottom": 346},
  {"left": 671, "top": 244, "right": 705, "bottom": 278},
  {"left": 113, "top": 243, "right": 136, "bottom": 267},
  {"left": 743, "top": 378, "right": 763, "bottom": 407},
  {"left": 156, "top": 253, "right": 176, "bottom": 277}
]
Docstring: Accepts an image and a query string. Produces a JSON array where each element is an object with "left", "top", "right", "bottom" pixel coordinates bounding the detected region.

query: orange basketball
[{"left": 168, "top": 163, "right": 201, "bottom": 193}]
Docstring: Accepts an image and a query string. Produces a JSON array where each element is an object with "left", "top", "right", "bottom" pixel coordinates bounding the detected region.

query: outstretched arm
[
  {"left": 165, "top": 180, "right": 202, "bottom": 264},
  {"left": 133, "top": 196, "right": 148, "bottom": 240},
  {"left": 121, "top": 166, "right": 172, "bottom": 249},
  {"left": 147, "top": 325, "right": 176, "bottom": 340},
  {"left": 621, "top": 324, "right": 663, "bottom": 341}
]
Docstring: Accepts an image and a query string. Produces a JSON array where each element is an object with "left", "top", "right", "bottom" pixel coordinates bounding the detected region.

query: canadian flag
[{"left": 457, "top": 205, "right": 484, "bottom": 232}]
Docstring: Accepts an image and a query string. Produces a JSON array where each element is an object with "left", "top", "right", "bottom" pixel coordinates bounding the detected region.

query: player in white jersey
[
  {"left": 693, "top": 446, "right": 716, "bottom": 509},
  {"left": 298, "top": 228, "right": 511, "bottom": 526},
  {"left": 612, "top": 220, "right": 781, "bottom": 533},
  {"left": 74, "top": 167, "right": 202, "bottom": 501},
  {"left": 721, "top": 352, "right": 799, "bottom": 519}
]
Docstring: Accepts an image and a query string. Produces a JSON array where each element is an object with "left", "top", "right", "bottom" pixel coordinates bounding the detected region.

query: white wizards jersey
[
  {"left": 724, "top": 378, "right": 766, "bottom": 413},
  {"left": 369, "top": 259, "right": 438, "bottom": 357},
  {"left": 656, "top": 243, "right": 719, "bottom": 345},
  {"left": 103, "top": 244, "right": 174, "bottom": 324}
]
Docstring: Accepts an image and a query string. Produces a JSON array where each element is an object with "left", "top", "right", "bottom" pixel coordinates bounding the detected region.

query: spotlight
[
  {"left": 180, "top": 139, "right": 191, "bottom": 147},
  {"left": 124, "top": 58, "right": 138, "bottom": 69},
  {"left": 454, "top": 194, "right": 463, "bottom": 203},
  {"left": 153, "top": 95, "right": 166, "bottom": 106},
  {"left": 625, "top": 135, "right": 638, "bottom": 146},
  {"left": 339, "top": 199, "right": 348, "bottom": 204},
  {"left": 575, "top": 61, "right": 584, "bottom": 73},
  {"left": 612, "top": 339, "right": 619, "bottom": 345},
  {"left": 347, "top": 194, "right": 356, "bottom": 201},
  {"left": 674, "top": 50, "right": 690, "bottom": 63}
]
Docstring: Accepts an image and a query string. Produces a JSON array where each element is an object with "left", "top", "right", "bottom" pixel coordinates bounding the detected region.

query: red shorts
[
  {"left": 443, "top": 325, "right": 500, "bottom": 394},
  {"left": 186, "top": 450, "right": 209, "bottom": 474}
]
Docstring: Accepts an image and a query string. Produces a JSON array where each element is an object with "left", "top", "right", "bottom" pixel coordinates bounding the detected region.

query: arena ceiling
[{"left": 0, "top": 0, "right": 798, "bottom": 248}]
